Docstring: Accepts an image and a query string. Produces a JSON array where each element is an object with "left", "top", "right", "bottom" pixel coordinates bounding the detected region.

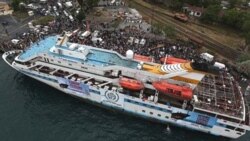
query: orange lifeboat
[
  {"left": 119, "top": 77, "right": 144, "bottom": 91},
  {"left": 160, "top": 56, "right": 189, "bottom": 64},
  {"left": 152, "top": 80, "right": 193, "bottom": 100}
]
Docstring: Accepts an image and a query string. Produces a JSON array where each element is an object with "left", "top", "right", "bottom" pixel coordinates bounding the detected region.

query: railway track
[{"left": 129, "top": 0, "right": 239, "bottom": 60}]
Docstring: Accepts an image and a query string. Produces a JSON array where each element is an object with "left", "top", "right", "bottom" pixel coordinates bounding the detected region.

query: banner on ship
[{"left": 57, "top": 77, "right": 89, "bottom": 94}]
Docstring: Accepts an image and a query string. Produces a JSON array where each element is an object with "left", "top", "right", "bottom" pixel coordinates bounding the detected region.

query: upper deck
[
  {"left": 17, "top": 35, "right": 139, "bottom": 69},
  {"left": 18, "top": 36, "right": 58, "bottom": 60}
]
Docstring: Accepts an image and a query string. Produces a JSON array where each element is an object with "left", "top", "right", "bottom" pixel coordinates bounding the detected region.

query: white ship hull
[{"left": 2, "top": 51, "right": 246, "bottom": 139}]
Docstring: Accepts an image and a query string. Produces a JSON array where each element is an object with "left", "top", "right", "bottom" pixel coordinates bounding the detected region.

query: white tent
[
  {"left": 91, "top": 37, "right": 103, "bottom": 44},
  {"left": 65, "top": 1, "right": 73, "bottom": 8},
  {"left": 200, "top": 53, "right": 214, "bottom": 62},
  {"left": 11, "top": 39, "right": 20, "bottom": 44},
  {"left": 214, "top": 62, "right": 226, "bottom": 69},
  {"left": 140, "top": 39, "right": 146, "bottom": 46}
]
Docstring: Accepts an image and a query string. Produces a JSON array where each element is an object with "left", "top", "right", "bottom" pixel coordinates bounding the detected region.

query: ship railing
[
  {"left": 81, "top": 77, "right": 94, "bottom": 83},
  {"left": 98, "top": 81, "right": 112, "bottom": 87},
  {"left": 244, "top": 99, "right": 250, "bottom": 125}
]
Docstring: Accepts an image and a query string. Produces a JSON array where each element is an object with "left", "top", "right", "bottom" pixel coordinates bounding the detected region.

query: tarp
[
  {"left": 160, "top": 56, "right": 189, "bottom": 64},
  {"left": 134, "top": 54, "right": 152, "bottom": 62}
]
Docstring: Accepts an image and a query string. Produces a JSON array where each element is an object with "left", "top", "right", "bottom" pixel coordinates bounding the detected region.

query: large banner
[{"left": 57, "top": 77, "right": 89, "bottom": 94}]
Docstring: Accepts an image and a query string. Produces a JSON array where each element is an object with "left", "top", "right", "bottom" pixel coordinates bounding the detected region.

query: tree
[
  {"left": 11, "top": 0, "right": 21, "bottom": 11},
  {"left": 200, "top": 5, "right": 220, "bottom": 24},
  {"left": 238, "top": 52, "right": 250, "bottom": 62},
  {"left": 229, "top": 0, "right": 238, "bottom": 9},
  {"left": 76, "top": 9, "right": 86, "bottom": 22},
  {"left": 242, "top": 20, "right": 250, "bottom": 33},
  {"left": 237, "top": 60, "right": 250, "bottom": 76},
  {"left": 77, "top": 0, "right": 99, "bottom": 11},
  {"left": 221, "top": 9, "right": 244, "bottom": 29},
  {"left": 169, "top": 0, "right": 184, "bottom": 10},
  {"left": 244, "top": 32, "right": 250, "bottom": 48},
  {"left": 77, "top": 0, "right": 84, "bottom": 8}
]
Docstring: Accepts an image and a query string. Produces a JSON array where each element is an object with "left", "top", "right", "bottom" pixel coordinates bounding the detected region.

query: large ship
[{"left": 2, "top": 35, "right": 250, "bottom": 138}]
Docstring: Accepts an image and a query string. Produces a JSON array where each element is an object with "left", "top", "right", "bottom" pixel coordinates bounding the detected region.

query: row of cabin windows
[
  {"left": 47, "top": 58, "right": 74, "bottom": 67},
  {"left": 224, "top": 129, "right": 242, "bottom": 135},
  {"left": 141, "top": 110, "right": 169, "bottom": 119},
  {"left": 54, "top": 60, "right": 72, "bottom": 66},
  {"left": 125, "top": 99, "right": 171, "bottom": 113}
]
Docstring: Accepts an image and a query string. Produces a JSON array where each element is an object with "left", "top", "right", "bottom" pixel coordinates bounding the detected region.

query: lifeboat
[
  {"left": 152, "top": 80, "right": 193, "bottom": 100},
  {"left": 160, "top": 56, "right": 189, "bottom": 64},
  {"left": 119, "top": 77, "right": 144, "bottom": 91}
]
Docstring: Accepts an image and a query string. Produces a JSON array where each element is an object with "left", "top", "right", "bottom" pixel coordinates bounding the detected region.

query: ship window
[
  {"left": 157, "top": 114, "right": 161, "bottom": 117},
  {"left": 58, "top": 61, "right": 61, "bottom": 63},
  {"left": 69, "top": 63, "right": 72, "bottom": 66},
  {"left": 225, "top": 129, "right": 230, "bottom": 132},
  {"left": 165, "top": 116, "right": 169, "bottom": 119},
  {"left": 237, "top": 133, "right": 242, "bottom": 135},
  {"left": 216, "top": 115, "right": 241, "bottom": 123},
  {"left": 142, "top": 110, "right": 145, "bottom": 113},
  {"left": 235, "top": 128, "right": 244, "bottom": 133},
  {"left": 50, "top": 59, "right": 54, "bottom": 62},
  {"left": 150, "top": 112, "right": 153, "bottom": 115},
  {"left": 226, "top": 125, "right": 235, "bottom": 130}
]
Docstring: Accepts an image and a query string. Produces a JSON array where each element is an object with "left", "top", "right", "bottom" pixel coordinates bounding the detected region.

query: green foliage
[
  {"left": 149, "top": 0, "right": 220, "bottom": 9},
  {"left": 200, "top": 5, "right": 221, "bottom": 23},
  {"left": 186, "top": 0, "right": 220, "bottom": 8},
  {"left": 77, "top": 0, "right": 99, "bottom": 10},
  {"left": 169, "top": 0, "right": 184, "bottom": 10},
  {"left": 152, "top": 23, "right": 176, "bottom": 38},
  {"left": 163, "top": 24, "right": 176, "bottom": 38},
  {"left": 11, "top": 0, "right": 21, "bottom": 11},
  {"left": 76, "top": 9, "right": 86, "bottom": 22},
  {"left": 77, "top": 0, "right": 84, "bottom": 7},
  {"left": 33, "top": 16, "right": 54, "bottom": 26},
  {"left": 229, "top": 0, "right": 238, "bottom": 9},
  {"left": 244, "top": 32, "right": 250, "bottom": 45},
  {"left": 238, "top": 53, "right": 250, "bottom": 62},
  {"left": 11, "top": 0, "right": 29, "bottom": 11},
  {"left": 237, "top": 60, "right": 250, "bottom": 76},
  {"left": 242, "top": 20, "right": 250, "bottom": 32},
  {"left": 221, "top": 9, "right": 245, "bottom": 29}
]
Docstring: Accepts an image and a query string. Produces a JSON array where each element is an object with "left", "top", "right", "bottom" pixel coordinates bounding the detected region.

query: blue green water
[{"left": 0, "top": 58, "right": 249, "bottom": 141}]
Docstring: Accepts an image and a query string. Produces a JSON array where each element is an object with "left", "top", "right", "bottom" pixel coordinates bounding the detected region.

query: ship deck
[
  {"left": 85, "top": 49, "right": 138, "bottom": 68},
  {"left": 18, "top": 36, "right": 58, "bottom": 60},
  {"left": 193, "top": 72, "right": 244, "bottom": 120},
  {"left": 17, "top": 35, "right": 139, "bottom": 69}
]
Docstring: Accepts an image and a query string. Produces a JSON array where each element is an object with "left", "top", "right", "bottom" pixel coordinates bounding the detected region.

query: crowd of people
[{"left": 68, "top": 26, "right": 200, "bottom": 64}]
